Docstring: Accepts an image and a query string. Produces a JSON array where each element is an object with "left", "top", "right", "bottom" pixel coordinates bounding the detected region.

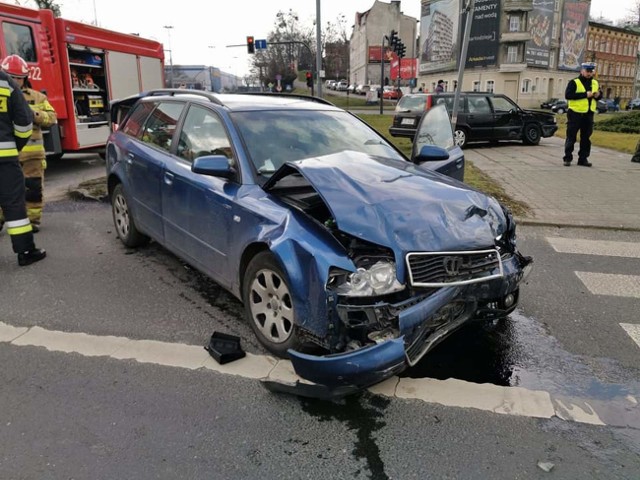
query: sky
[{"left": 23, "top": 0, "right": 640, "bottom": 77}]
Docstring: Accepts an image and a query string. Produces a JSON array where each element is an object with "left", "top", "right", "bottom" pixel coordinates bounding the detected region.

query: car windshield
[{"left": 233, "top": 110, "right": 405, "bottom": 177}]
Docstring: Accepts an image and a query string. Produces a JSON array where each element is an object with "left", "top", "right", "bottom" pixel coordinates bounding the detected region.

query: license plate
[{"left": 401, "top": 118, "right": 414, "bottom": 126}]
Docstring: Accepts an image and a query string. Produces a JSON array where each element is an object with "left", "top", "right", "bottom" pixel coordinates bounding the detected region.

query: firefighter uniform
[
  {"left": 0, "top": 69, "right": 46, "bottom": 265},
  {"left": 19, "top": 86, "right": 57, "bottom": 228}
]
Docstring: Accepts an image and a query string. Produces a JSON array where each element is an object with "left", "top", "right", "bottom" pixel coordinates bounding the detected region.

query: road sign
[{"left": 255, "top": 39, "right": 267, "bottom": 50}]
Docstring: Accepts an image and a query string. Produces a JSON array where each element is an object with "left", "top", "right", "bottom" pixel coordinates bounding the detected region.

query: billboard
[
  {"left": 525, "top": 0, "right": 554, "bottom": 67},
  {"left": 368, "top": 45, "right": 395, "bottom": 63},
  {"left": 558, "top": 0, "right": 590, "bottom": 71},
  {"left": 390, "top": 57, "right": 419, "bottom": 79},
  {"left": 419, "top": 0, "right": 461, "bottom": 74},
  {"left": 465, "top": 0, "right": 500, "bottom": 68}
]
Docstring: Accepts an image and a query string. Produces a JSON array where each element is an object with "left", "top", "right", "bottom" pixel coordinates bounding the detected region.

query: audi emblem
[{"left": 443, "top": 256, "right": 464, "bottom": 276}]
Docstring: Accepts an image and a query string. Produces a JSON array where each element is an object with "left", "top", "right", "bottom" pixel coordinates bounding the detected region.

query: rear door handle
[
  {"left": 125, "top": 153, "right": 134, "bottom": 164},
  {"left": 164, "top": 172, "right": 174, "bottom": 186}
]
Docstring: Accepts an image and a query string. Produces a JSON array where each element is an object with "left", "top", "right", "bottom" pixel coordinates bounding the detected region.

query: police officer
[
  {"left": 563, "top": 62, "right": 602, "bottom": 167},
  {"left": 1, "top": 55, "right": 57, "bottom": 231},
  {"left": 0, "top": 62, "right": 46, "bottom": 266}
]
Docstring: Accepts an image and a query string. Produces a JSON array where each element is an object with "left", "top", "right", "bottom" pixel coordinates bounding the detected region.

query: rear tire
[
  {"left": 454, "top": 128, "right": 468, "bottom": 148},
  {"left": 111, "top": 183, "right": 149, "bottom": 248}
]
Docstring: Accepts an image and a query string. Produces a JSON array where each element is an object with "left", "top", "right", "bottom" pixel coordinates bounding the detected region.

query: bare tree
[
  {"left": 26, "top": 0, "right": 62, "bottom": 17},
  {"left": 622, "top": 0, "right": 640, "bottom": 25}
]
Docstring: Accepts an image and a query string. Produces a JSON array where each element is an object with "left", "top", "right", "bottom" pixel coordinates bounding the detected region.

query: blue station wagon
[{"left": 106, "top": 90, "right": 532, "bottom": 396}]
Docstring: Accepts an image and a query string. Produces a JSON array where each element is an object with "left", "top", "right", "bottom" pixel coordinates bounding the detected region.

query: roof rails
[
  {"left": 142, "top": 88, "right": 224, "bottom": 106},
  {"left": 233, "top": 91, "right": 335, "bottom": 106}
]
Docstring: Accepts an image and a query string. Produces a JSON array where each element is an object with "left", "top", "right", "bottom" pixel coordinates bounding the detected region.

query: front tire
[
  {"left": 111, "top": 183, "right": 149, "bottom": 248},
  {"left": 242, "top": 251, "right": 302, "bottom": 358},
  {"left": 523, "top": 124, "right": 541, "bottom": 145}
]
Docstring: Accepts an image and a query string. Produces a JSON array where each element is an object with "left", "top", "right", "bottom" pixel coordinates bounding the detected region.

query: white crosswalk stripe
[
  {"left": 546, "top": 237, "right": 640, "bottom": 258},
  {"left": 547, "top": 237, "right": 640, "bottom": 351},
  {"left": 575, "top": 272, "right": 640, "bottom": 298}
]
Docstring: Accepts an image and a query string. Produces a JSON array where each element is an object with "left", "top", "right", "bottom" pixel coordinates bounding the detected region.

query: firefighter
[
  {"left": 1, "top": 54, "right": 57, "bottom": 232},
  {"left": 0, "top": 64, "right": 46, "bottom": 266}
]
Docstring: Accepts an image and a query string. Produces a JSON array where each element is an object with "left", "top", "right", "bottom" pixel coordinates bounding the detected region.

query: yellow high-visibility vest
[{"left": 568, "top": 78, "right": 599, "bottom": 113}]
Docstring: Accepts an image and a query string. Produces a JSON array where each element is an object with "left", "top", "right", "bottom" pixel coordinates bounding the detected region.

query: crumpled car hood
[{"left": 265, "top": 151, "right": 506, "bottom": 252}]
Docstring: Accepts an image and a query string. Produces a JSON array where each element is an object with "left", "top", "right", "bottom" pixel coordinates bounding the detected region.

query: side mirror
[
  {"left": 414, "top": 145, "right": 450, "bottom": 162},
  {"left": 192, "top": 155, "right": 235, "bottom": 179}
]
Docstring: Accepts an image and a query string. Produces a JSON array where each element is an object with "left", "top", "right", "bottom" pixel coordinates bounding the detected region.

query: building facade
[
  {"left": 347, "top": 0, "right": 640, "bottom": 108},
  {"left": 349, "top": 0, "right": 418, "bottom": 87}
]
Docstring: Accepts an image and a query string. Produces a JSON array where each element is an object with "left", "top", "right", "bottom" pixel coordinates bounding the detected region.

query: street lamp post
[{"left": 163, "top": 25, "right": 174, "bottom": 88}]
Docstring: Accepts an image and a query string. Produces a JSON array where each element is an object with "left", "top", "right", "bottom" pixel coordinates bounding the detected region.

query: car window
[
  {"left": 178, "top": 105, "right": 234, "bottom": 164},
  {"left": 490, "top": 96, "right": 517, "bottom": 113},
  {"left": 121, "top": 102, "right": 155, "bottom": 138},
  {"left": 413, "top": 103, "right": 455, "bottom": 151},
  {"left": 234, "top": 110, "right": 404, "bottom": 176},
  {"left": 140, "top": 102, "right": 185, "bottom": 152},
  {"left": 396, "top": 95, "right": 427, "bottom": 112},
  {"left": 434, "top": 96, "right": 463, "bottom": 113},
  {"left": 467, "top": 97, "right": 491, "bottom": 114}
]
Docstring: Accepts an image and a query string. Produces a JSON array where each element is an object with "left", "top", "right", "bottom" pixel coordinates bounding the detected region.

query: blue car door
[
  {"left": 126, "top": 101, "right": 185, "bottom": 241},
  {"left": 162, "top": 105, "right": 236, "bottom": 288}
]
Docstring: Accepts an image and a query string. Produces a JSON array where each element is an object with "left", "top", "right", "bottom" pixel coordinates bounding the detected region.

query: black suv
[{"left": 390, "top": 92, "right": 558, "bottom": 147}]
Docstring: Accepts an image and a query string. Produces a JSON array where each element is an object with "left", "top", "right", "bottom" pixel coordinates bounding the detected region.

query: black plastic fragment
[{"left": 204, "top": 332, "right": 246, "bottom": 364}]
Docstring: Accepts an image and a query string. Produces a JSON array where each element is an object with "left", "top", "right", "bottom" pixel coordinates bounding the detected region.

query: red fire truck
[{"left": 0, "top": 3, "right": 165, "bottom": 159}]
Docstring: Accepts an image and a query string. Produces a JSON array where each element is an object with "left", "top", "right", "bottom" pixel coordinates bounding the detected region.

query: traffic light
[
  {"left": 397, "top": 42, "right": 406, "bottom": 58},
  {"left": 306, "top": 71, "right": 313, "bottom": 87},
  {"left": 389, "top": 30, "right": 398, "bottom": 50},
  {"left": 247, "top": 36, "right": 255, "bottom": 54}
]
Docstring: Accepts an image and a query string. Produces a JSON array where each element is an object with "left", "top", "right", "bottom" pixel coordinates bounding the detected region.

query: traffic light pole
[{"left": 380, "top": 35, "right": 389, "bottom": 115}]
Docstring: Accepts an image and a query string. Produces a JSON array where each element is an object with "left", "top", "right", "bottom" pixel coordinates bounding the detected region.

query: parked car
[
  {"left": 551, "top": 100, "right": 568, "bottom": 114},
  {"left": 355, "top": 84, "right": 371, "bottom": 95},
  {"left": 626, "top": 98, "right": 640, "bottom": 110},
  {"left": 540, "top": 98, "right": 559, "bottom": 109},
  {"left": 336, "top": 80, "right": 349, "bottom": 91},
  {"left": 601, "top": 99, "right": 620, "bottom": 112},
  {"left": 382, "top": 85, "right": 402, "bottom": 100},
  {"left": 106, "top": 90, "right": 532, "bottom": 394},
  {"left": 390, "top": 92, "right": 558, "bottom": 147}
]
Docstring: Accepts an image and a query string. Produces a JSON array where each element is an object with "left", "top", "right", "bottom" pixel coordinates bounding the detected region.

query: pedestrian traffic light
[
  {"left": 398, "top": 42, "right": 406, "bottom": 58},
  {"left": 247, "top": 36, "right": 255, "bottom": 54},
  {"left": 306, "top": 71, "right": 313, "bottom": 87}
]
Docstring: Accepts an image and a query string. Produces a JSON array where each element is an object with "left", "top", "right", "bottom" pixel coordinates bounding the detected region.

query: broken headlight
[{"left": 330, "top": 261, "right": 405, "bottom": 297}]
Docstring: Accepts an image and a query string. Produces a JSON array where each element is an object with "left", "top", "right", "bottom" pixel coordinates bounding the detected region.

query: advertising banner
[
  {"left": 525, "top": 0, "right": 554, "bottom": 67},
  {"left": 390, "top": 58, "right": 419, "bottom": 79},
  {"left": 368, "top": 45, "right": 395, "bottom": 63},
  {"left": 558, "top": 0, "right": 590, "bottom": 71},
  {"left": 465, "top": 0, "right": 500, "bottom": 68},
  {"left": 419, "top": 0, "right": 461, "bottom": 74}
]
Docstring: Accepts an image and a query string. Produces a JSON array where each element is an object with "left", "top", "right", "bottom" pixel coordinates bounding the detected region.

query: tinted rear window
[{"left": 396, "top": 96, "right": 427, "bottom": 112}]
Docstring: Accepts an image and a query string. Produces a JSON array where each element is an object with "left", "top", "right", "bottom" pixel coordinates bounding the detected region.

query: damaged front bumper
[{"left": 287, "top": 253, "right": 532, "bottom": 394}]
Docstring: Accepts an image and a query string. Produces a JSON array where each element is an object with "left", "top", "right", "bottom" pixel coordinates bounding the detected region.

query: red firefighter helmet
[{"left": 1, "top": 55, "right": 29, "bottom": 78}]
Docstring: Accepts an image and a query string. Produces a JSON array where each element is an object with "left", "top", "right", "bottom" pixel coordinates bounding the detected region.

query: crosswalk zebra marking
[
  {"left": 575, "top": 272, "right": 640, "bottom": 298},
  {"left": 620, "top": 323, "right": 640, "bottom": 349},
  {"left": 546, "top": 237, "right": 640, "bottom": 258}
]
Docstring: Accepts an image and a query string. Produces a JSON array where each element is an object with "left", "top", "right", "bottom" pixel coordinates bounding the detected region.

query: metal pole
[
  {"left": 164, "top": 26, "right": 174, "bottom": 88},
  {"left": 451, "top": 0, "right": 474, "bottom": 132},
  {"left": 380, "top": 36, "right": 386, "bottom": 115},
  {"left": 316, "top": 0, "right": 323, "bottom": 96}
]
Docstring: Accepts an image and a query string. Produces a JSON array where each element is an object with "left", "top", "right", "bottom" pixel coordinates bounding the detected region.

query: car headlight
[{"left": 331, "top": 261, "right": 404, "bottom": 297}]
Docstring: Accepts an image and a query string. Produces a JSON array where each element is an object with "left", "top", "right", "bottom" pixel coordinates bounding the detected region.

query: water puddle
[{"left": 402, "top": 309, "right": 640, "bottom": 402}]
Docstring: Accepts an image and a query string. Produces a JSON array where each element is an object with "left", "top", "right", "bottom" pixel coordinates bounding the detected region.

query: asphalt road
[{"left": 0, "top": 154, "right": 638, "bottom": 478}]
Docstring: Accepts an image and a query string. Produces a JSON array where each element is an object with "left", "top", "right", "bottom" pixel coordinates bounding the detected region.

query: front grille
[{"left": 406, "top": 249, "right": 503, "bottom": 287}]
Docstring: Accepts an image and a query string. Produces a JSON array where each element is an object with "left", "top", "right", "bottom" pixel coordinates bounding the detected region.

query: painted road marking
[
  {"left": 620, "top": 323, "right": 640, "bottom": 349},
  {"left": 575, "top": 272, "right": 640, "bottom": 298},
  {"left": 546, "top": 237, "right": 640, "bottom": 258},
  {"left": 0, "top": 321, "right": 612, "bottom": 426}
]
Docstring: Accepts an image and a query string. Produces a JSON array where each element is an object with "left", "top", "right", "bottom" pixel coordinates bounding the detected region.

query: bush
[{"left": 594, "top": 111, "right": 640, "bottom": 134}]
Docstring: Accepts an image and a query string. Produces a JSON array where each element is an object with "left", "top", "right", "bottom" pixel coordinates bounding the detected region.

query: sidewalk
[{"left": 465, "top": 136, "right": 640, "bottom": 231}]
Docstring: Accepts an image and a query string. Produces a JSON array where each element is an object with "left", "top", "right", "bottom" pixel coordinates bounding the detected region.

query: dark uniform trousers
[
  {"left": 0, "top": 160, "right": 36, "bottom": 253},
  {"left": 563, "top": 109, "right": 594, "bottom": 163}
]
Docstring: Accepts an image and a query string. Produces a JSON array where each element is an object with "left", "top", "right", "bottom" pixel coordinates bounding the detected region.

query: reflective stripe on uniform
[
  {"left": 14, "top": 122, "right": 33, "bottom": 138},
  {"left": 0, "top": 148, "right": 19, "bottom": 157},
  {"left": 6, "top": 218, "right": 32, "bottom": 236}
]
